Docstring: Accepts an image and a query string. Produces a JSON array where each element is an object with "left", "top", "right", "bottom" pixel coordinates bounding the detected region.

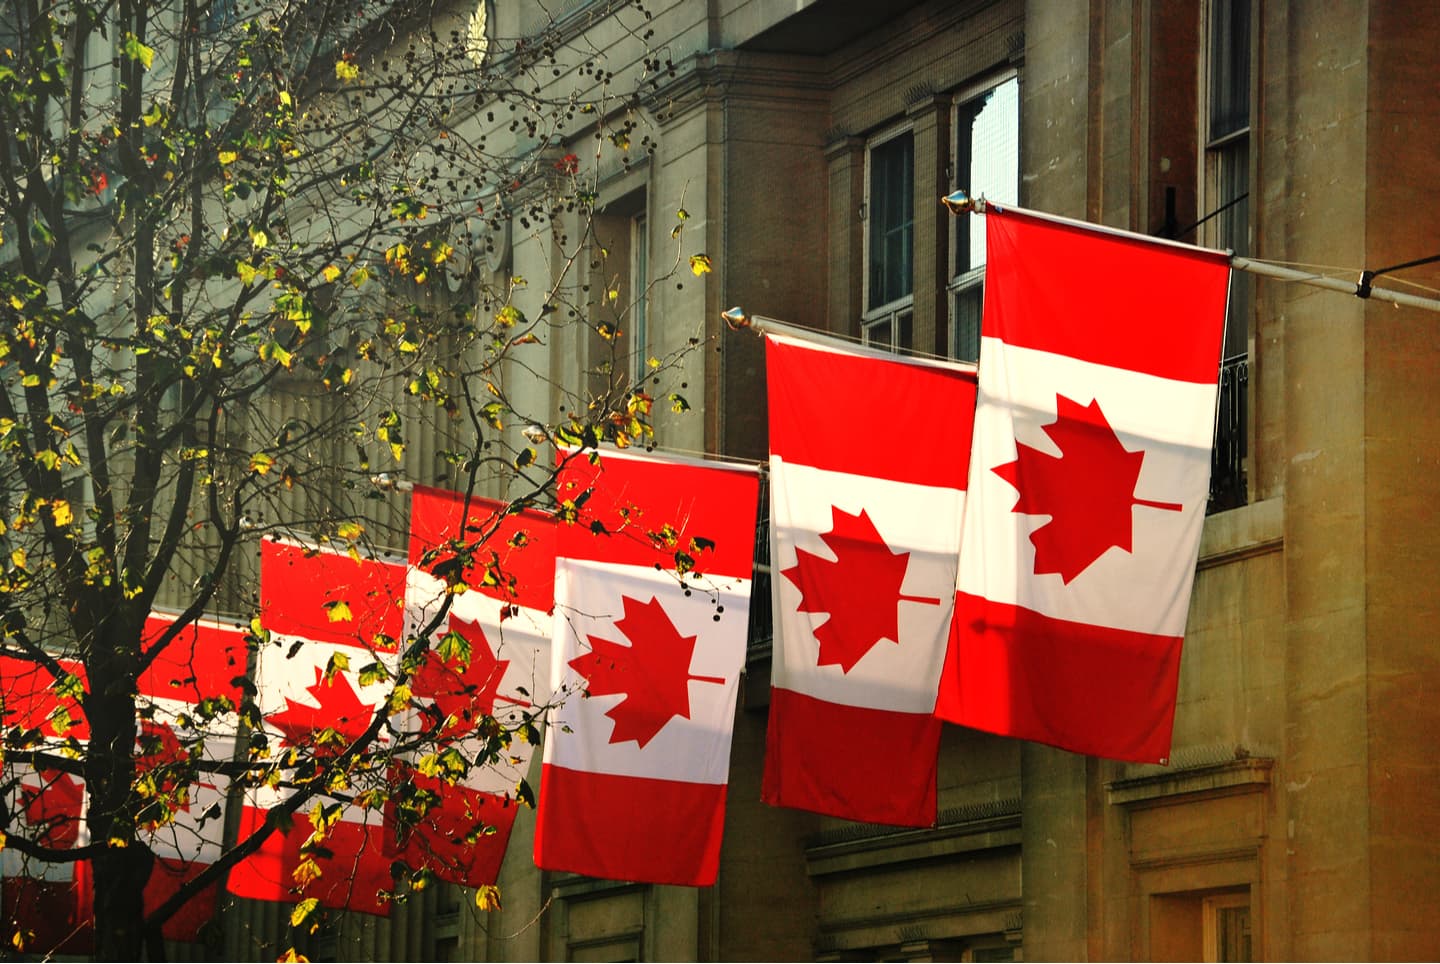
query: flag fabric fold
[
  {"left": 386, "top": 485, "right": 555, "bottom": 889},
  {"left": 762, "top": 334, "right": 977, "bottom": 827},
  {"left": 534, "top": 448, "right": 759, "bottom": 886},
  {"left": 1, "top": 654, "right": 92, "bottom": 955},
  {"left": 941, "top": 205, "right": 1230, "bottom": 763},
  {"left": 226, "top": 537, "right": 406, "bottom": 916}
]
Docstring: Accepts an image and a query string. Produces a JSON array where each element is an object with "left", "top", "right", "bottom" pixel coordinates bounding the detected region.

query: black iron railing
[
  {"left": 745, "top": 478, "right": 774, "bottom": 661},
  {"left": 1208, "top": 354, "right": 1248, "bottom": 513}
]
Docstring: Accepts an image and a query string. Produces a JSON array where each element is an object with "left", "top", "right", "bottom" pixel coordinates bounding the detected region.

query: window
[
  {"left": 863, "top": 128, "right": 915, "bottom": 350},
  {"left": 949, "top": 74, "right": 1019, "bottom": 362},
  {"left": 589, "top": 189, "right": 647, "bottom": 392},
  {"left": 1202, "top": 0, "right": 1252, "bottom": 512}
]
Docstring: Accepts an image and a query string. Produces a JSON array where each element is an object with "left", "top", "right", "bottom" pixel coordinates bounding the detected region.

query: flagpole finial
[
  {"left": 941, "top": 190, "right": 977, "bottom": 215},
  {"left": 721, "top": 306, "right": 752, "bottom": 331}
]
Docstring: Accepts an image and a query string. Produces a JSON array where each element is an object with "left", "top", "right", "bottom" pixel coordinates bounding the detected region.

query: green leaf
[
  {"left": 437, "top": 630, "right": 471, "bottom": 666},
  {"left": 357, "top": 662, "right": 391, "bottom": 686},
  {"left": 123, "top": 34, "right": 155, "bottom": 70}
]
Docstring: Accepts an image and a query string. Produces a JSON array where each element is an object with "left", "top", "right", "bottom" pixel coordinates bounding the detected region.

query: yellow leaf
[
  {"left": 280, "top": 949, "right": 311, "bottom": 963},
  {"left": 387, "top": 683, "right": 412, "bottom": 714},
  {"left": 293, "top": 856, "right": 322, "bottom": 887},
  {"left": 688, "top": 253, "right": 712, "bottom": 276},
  {"left": 336, "top": 521, "right": 364, "bottom": 540},
  {"left": 288, "top": 898, "right": 319, "bottom": 927},
  {"left": 249, "top": 452, "right": 274, "bottom": 475},
  {"left": 324, "top": 600, "right": 352, "bottom": 623},
  {"left": 325, "top": 651, "right": 351, "bottom": 677},
  {"left": 475, "top": 884, "right": 502, "bottom": 912},
  {"left": 50, "top": 500, "right": 73, "bottom": 526},
  {"left": 6, "top": 548, "right": 20, "bottom": 569},
  {"left": 322, "top": 264, "right": 341, "bottom": 283},
  {"left": 218, "top": 150, "right": 238, "bottom": 165},
  {"left": 279, "top": 90, "right": 293, "bottom": 107},
  {"left": 335, "top": 59, "right": 360, "bottom": 82}
]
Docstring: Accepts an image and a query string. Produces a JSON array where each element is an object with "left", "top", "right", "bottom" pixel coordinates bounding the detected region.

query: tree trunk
[{"left": 84, "top": 614, "right": 152, "bottom": 960}]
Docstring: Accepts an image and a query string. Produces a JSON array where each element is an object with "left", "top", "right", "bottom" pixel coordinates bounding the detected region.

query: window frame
[
  {"left": 1202, "top": 889, "right": 1253, "bottom": 962},
  {"left": 947, "top": 69, "right": 1020, "bottom": 362},
  {"left": 861, "top": 121, "right": 916, "bottom": 350}
]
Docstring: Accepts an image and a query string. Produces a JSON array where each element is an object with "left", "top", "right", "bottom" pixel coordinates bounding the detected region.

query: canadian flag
[
  {"left": 942, "top": 205, "right": 1230, "bottom": 763},
  {"left": 226, "top": 537, "right": 407, "bottom": 916},
  {"left": 387, "top": 485, "right": 554, "bottom": 888},
  {"left": 126, "top": 611, "right": 250, "bottom": 941},
  {"left": 3, "top": 615, "right": 244, "bottom": 949},
  {"left": 762, "top": 334, "right": 977, "bottom": 827},
  {"left": 1, "top": 654, "right": 91, "bottom": 955},
  {"left": 534, "top": 448, "right": 760, "bottom": 886}
]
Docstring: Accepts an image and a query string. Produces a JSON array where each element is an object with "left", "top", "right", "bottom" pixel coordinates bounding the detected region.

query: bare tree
[{"left": 0, "top": 0, "right": 697, "bottom": 956}]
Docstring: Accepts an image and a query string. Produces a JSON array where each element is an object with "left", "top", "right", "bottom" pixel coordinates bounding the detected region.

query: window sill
[{"left": 1197, "top": 496, "right": 1282, "bottom": 571}]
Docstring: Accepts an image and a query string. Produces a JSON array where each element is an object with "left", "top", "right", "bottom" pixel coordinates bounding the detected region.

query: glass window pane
[
  {"left": 1209, "top": 0, "right": 1251, "bottom": 139},
  {"left": 953, "top": 283, "right": 984, "bottom": 362},
  {"left": 869, "top": 132, "right": 914, "bottom": 308},
  {"left": 957, "top": 77, "right": 1020, "bottom": 274}
]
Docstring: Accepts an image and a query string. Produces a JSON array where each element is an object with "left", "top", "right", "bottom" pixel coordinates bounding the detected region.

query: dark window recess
[
  {"left": 746, "top": 477, "right": 774, "bottom": 660},
  {"left": 1208, "top": 355, "right": 1248, "bottom": 513}
]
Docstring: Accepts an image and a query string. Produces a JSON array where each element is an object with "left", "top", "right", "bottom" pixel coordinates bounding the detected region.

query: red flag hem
[
  {"left": 533, "top": 764, "right": 727, "bottom": 887},
  {"left": 761, "top": 686, "right": 940, "bottom": 828},
  {"left": 943, "top": 592, "right": 1182, "bottom": 763}
]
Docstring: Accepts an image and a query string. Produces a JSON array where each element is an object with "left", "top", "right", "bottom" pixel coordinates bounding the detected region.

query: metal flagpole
[
  {"left": 720, "top": 308, "right": 978, "bottom": 371},
  {"left": 941, "top": 191, "right": 1440, "bottom": 315}
]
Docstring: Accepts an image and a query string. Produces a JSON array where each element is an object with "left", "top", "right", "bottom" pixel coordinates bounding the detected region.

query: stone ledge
[
  {"left": 1106, "top": 756, "right": 1274, "bottom": 807},
  {"left": 805, "top": 799, "right": 1021, "bottom": 876},
  {"left": 1198, "top": 496, "right": 1284, "bottom": 570}
]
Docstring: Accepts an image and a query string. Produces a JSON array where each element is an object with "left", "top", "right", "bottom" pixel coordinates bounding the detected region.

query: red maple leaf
[
  {"left": 568, "top": 595, "right": 725, "bottom": 748},
  {"left": 993, "top": 394, "right": 1183, "bottom": 584},
  {"left": 781, "top": 507, "right": 940, "bottom": 673},
  {"left": 266, "top": 668, "right": 374, "bottom": 751},
  {"left": 410, "top": 614, "right": 518, "bottom": 739},
  {"left": 21, "top": 770, "right": 85, "bottom": 849}
]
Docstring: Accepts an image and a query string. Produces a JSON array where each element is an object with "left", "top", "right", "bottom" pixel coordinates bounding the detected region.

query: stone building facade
[{"left": 223, "top": 0, "right": 1439, "bottom": 959}]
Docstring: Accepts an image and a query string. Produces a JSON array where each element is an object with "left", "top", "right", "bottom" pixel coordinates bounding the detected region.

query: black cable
[{"left": 1356, "top": 252, "right": 1440, "bottom": 299}]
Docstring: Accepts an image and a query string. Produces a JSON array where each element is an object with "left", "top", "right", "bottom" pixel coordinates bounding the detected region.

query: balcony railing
[{"left": 1208, "top": 354, "right": 1248, "bottom": 513}]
